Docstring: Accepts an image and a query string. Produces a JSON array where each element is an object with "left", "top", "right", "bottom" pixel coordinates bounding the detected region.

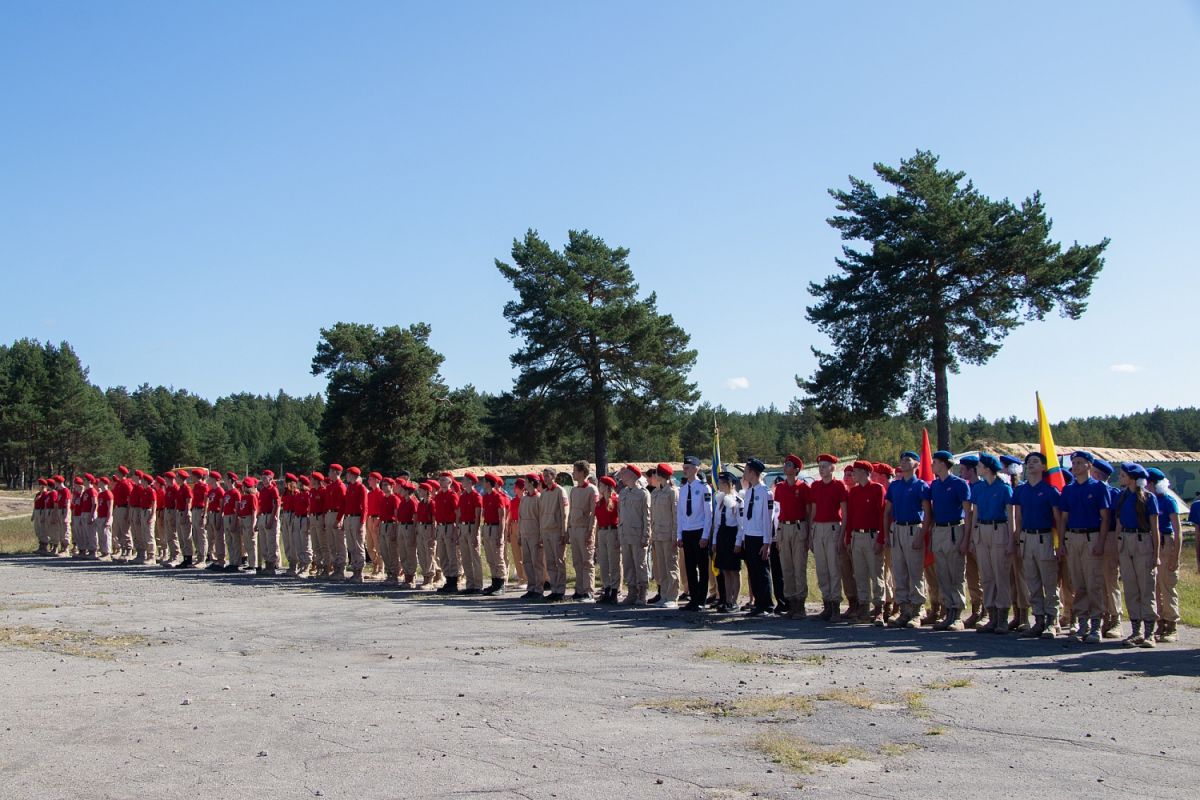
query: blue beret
[
  {"left": 900, "top": 451, "right": 920, "bottom": 461},
  {"left": 1092, "top": 458, "right": 1114, "bottom": 477},
  {"left": 978, "top": 454, "right": 1003, "bottom": 473},
  {"left": 745, "top": 457, "right": 766, "bottom": 474},
  {"left": 682, "top": 455, "right": 701, "bottom": 467},
  {"left": 932, "top": 450, "right": 955, "bottom": 462},
  {"left": 999, "top": 455, "right": 1022, "bottom": 467},
  {"left": 958, "top": 455, "right": 980, "bottom": 466},
  {"left": 1120, "top": 462, "right": 1148, "bottom": 480},
  {"left": 1071, "top": 450, "right": 1095, "bottom": 464},
  {"left": 1146, "top": 467, "right": 1166, "bottom": 482}
]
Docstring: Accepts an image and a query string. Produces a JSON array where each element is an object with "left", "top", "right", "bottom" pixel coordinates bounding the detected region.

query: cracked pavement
[{"left": 2, "top": 554, "right": 1198, "bottom": 799}]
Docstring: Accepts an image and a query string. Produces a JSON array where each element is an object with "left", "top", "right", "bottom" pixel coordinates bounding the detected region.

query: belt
[
  {"left": 852, "top": 529, "right": 879, "bottom": 534},
  {"left": 116, "top": 503, "right": 129, "bottom": 508},
  {"left": 1121, "top": 528, "right": 1149, "bottom": 534},
  {"left": 779, "top": 519, "right": 803, "bottom": 524},
  {"left": 935, "top": 521, "right": 963, "bottom": 527},
  {"left": 1068, "top": 527, "right": 1099, "bottom": 533},
  {"left": 599, "top": 525, "right": 617, "bottom": 530},
  {"left": 1023, "top": 528, "right": 1053, "bottom": 534},
  {"left": 978, "top": 519, "right": 1006, "bottom": 525},
  {"left": 346, "top": 513, "right": 362, "bottom": 518}
]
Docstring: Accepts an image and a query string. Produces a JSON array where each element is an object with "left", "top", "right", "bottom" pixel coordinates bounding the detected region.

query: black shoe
[
  {"left": 174, "top": 558, "right": 193, "bottom": 569},
  {"left": 679, "top": 593, "right": 691, "bottom": 603},
  {"left": 254, "top": 567, "right": 265, "bottom": 575},
  {"left": 461, "top": 588, "right": 482, "bottom": 595},
  {"left": 747, "top": 607, "right": 770, "bottom": 617},
  {"left": 240, "top": 557, "right": 248, "bottom": 567},
  {"left": 571, "top": 592, "right": 585, "bottom": 600},
  {"left": 223, "top": 564, "right": 240, "bottom": 573},
  {"left": 683, "top": 602, "right": 702, "bottom": 612},
  {"left": 543, "top": 581, "right": 551, "bottom": 591},
  {"left": 546, "top": 592, "right": 565, "bottom": 603},
  {"left": 773, "top": 601, "right": 789, "bottom": 615},
  {"left": 647, "top": 594, "right": 662, "bottom": 605},
  {"left": 482, "top": 580, "right": 505, "bottom": 596},
  {"left": 705, "top": 595, "right": 720, "bottom": 607},
  {"left": 521, "top": 590, "right": 544, "bottom": 601},
  {"left": 205, "top": 562, "right": 223, "bottom": 571}
]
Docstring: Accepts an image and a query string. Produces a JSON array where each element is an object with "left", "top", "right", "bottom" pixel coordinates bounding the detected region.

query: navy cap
[
  {"left": 978, "top": 454, "right": 1002, "bottom": 473},
  {"left": 1092, "top": 458, "right": 1114, "bottom": 477},
  {"left": 682, "top": 455, "right": 701, "bottom": 467},
  {"left": 958, "top": 455, "right": 980, "bottom": 467},
  {"left": 745, "top": 457, "right": 766, "bottom": 474},
  {"left": 717, "top": 470, "right": 736, "bottom": 484},
  {"left": 932, "top": 450, "right": 955, "bottom": 463},
  {"left": 1071, "top": 450, "right": 1095, "bottom": 464},
  {"left": 900, "top": 450, "right": 920, "bottom": 461},
  {"left": 999, "top": 455, "right": 1022, "bottom": 467},
  {"left": 1120, "top": 462, "right": 1148, "bottom": 480},
  {"left": 1146, "top": 467, "right": 1166, "bottom": 482}
]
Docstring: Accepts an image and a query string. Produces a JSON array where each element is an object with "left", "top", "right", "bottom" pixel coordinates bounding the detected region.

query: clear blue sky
[{"left": 3, "top": 1, "right": 1197, "bottom": 424}]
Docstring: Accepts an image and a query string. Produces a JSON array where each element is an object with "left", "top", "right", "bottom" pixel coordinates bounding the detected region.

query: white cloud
[
  {"left": 724, "top": 376, "right": 750, "bottom": 390},
  {"left": 1109, "top": 363, "right": 1139, "bottom": 374}
]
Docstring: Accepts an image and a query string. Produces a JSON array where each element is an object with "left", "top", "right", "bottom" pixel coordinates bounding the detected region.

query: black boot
[{"left": 482, "top": 578, "right": 505, "bottom": 596}]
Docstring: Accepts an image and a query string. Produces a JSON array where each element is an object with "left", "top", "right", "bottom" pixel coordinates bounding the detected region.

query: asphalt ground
[{"left": 2, "top": 553, "right": 1198, "bottom": 800}]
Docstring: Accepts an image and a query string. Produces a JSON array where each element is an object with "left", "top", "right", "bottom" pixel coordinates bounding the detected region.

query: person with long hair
[
  {"left": 710, "top": 471, "right": 743, "bottom": 613},
  {"left": 1114, "top": 462, "right": 1161, "bottom": 647},
  {"left": 1146, "top": 468, "right": 1181, "bottom": 644}
]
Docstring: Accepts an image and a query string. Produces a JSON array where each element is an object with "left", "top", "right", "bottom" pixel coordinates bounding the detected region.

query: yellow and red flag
[
  {"left": 919, "top": 428, "right": 935, "bottom": 567},
  {"left": 1036, "top": 392, "right": 1065, "bottom": 548}
]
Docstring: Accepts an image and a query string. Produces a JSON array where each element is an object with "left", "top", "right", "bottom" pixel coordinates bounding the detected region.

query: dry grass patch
[
  {"left": 753, "top": 732, "right": 867, "bottom": 774},
  {"left": 923, "top": 678, "right": 974, "bottom": 691},
  {"left": 879, "top": 742, "right": 920, "bottom": 757},
  {"left": 0, "top": 624, "right": 149, "bottom": 660},
  {"left": 814, "top": 688, "right": 876, "bottom": 709},
  {"left": 902, "top": 691, "right": 931, "bottom": 718},
  {"left": 924, "top": 726, "right": 946, "bottom": 736},
  {"left": 647, "top": 693, "right": 814, "bottom": 718},
  {"left": 517, "top": 637, "right": 570, "bottom": 649},
  {"left": 695, "top": 646, "right": 818, "bottom": 666}
]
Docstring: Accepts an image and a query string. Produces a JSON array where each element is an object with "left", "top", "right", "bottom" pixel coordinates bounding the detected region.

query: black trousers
[
  {"left": 680, "top": 529, "right": 709, "bottom": 603},
  {"left": 770, "top": 543, "right": 788, "bottom": 608},
  {"left": 742, "top": 536, "right": 773, "bottom": 611}
]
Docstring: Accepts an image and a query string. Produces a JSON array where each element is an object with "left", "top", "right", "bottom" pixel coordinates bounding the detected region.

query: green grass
[
  {"left": 0, "top": 517, "right": 36, "bottom": 554},
  {"left": 753, "top": 732, "right": 867, "bottom": 774}
]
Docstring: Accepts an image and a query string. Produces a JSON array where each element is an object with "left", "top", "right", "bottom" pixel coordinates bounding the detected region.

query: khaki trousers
[
  {"left": 206, "top": 510, "right": 222, "bottom": 562},
  {"left": 776, "top": 521, "right": 810, "bottom": 605},
  {"left": 520, "top": 530, "right": 543, "bottom": 590},
  {"left": 365, "top": 516, "right": 381, "bottom": 572},
  {"left": 323, "top": 510, "right": 341, "bottom": 568},
  {"left": 507, "top": 526, "right": 526, "bottom": 584},
  {"left": 811, "top": 522, "right": 841, "bottom": 603},
  {"left": 112, "top": 506, "right": 132, "bottom": 553},
  {"left": 343, "top": 515, "right": 365, "bottom": 572},
  {"left": 293, "top": 516, "right": 312, "bottom": 571},
  {"left": 840, "top": 545, "right": 856, "bottom": 603},
  {"left": 436, "top": 523, "right": 461, "bottom": 577},
  {"left": 306, "top": 513, "right": 323, "bottom": 569},
  {"left": 1058, "top": 555, "right": 1073, "bottom": 622},
  {"left": 975, "top": 522, "right": 1012, "bottom": 610},
  {"left": 398, "top": 523, "right": 418, "bottom": 580},
  {"left": 889, "top": 524, "right": 927, "bottom": 608},
  {"left": 619, "top": 534, "right": 649, "bottom": 591},
  {"left": 239, "top": 515, "right": 258, "bottom": 569},
  {"left": 1010, "top": 548, "right": 1029, "bottom": 609},
  {"left": 154, "top": 511, "right": 169, "bottom": 559},
  {"left": 965, "top": 548, "right": 983, "bottom": 607},
  {"left": 80, "top": 515, "right": 100, "bottom": 552},
  {"left": 185, "top": 508, "right": 207, "bottom": 561},
  {"left": 650, "top": 538, "right": 679, "bottom": 600},
  {"left": 460, "top": 522, "right": 484, "bottom": 590},
  {"left": 931, "top": 524, "right": 966, "bottom": 611},
  {"left": 280, "top": 511, "right": 294, "bottom": 567},
  {"left": 1065, "top": 530, "right": 1105, "bottom": 620},
  {"left": 542, "top": 530, "right": 568, "bottom": 595},
  {"left": 1157, "top": 560, "right": 1179, "bottom": 623},
  {"left": 596, "top": 527, "right": 621, "bottom": 590},
  {"left": 850, "top": 531, "right": 884, "bottom": 604},
  {"left": 1118, "top": 531, "right": 1157, "bottom": 622},
  {"left": 257, "top": 513, "right": 280, "bottom": 567},
  {"left": 568, "top": 525, "right": 595, "bottom": 594},
  {"left": 380, "top": 521, "right": 400, "bottom": 579},
  {"left": 1103, "top": 530, "right": 1123, "bottom": 621},
  {"left": 417, "top": 523, "right": 438, "bottom": 579},
  {"left": 1020, "top": 531, "right": 1059, "bottom": 617},
  {"left": 483, "top": 523, "right": 507, "bottom": 582},
  {"left": 223, "top": 514, "right": 240, "bottom": 565}
]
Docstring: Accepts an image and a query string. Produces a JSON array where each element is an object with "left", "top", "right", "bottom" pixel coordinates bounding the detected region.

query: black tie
[
  {"left": 747, "top": 487, "right": 754, "bottom": 520},
  {"left": 686, "top": 482, "right": 692, "bottom": 516}
]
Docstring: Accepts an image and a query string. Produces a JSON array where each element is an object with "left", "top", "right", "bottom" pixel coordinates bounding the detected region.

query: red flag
[{"left": 919, "top": 428, "right": 935, "bottom": 567}]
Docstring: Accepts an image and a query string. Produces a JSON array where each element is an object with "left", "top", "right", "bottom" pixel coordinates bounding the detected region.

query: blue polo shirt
[
  {"left": 1190, "top": 500, "right": 1200, "bottom": 526},
  {"left": 1155, "top": 492, "right": 1178, "bottom": 535},
  {"left": 1058, "top": 477, "right": 1111, "bottom": 529},
  {"left": 972, "top": 478, "right": 1012, "bottom": 523},
  {"left": 1013, "top": 480, "right": 1060, "bottom": 530},
  {"left": 885, "top": 476, "right": 929, "bottom": 524},
  {"left": 930, "top": 474, "right": 971, "bottom": 525},
  {"left": 1114, "top": 489, "right": 1159, "bottom": 531}
]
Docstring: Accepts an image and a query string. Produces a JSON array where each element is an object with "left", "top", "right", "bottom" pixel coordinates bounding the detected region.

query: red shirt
[
  {"left": 481, "top": 490, "right": 509, "bottom": 524},
  {"left": 259, "top": 482, "right": 280, "bottom": 515},
  {"left": 207, "top": 485, "right": 225, "bottom": 512},
  {"left": 342, "top": 481, "right": 368, "bottom": 516},
  {"left": 809, "top": 479, "right": 849, "bottom": 524},
  {"left": 378, "top": 493, "right": 400, "bottom": 523},
  {"left": 415, "top": 498, "right": 433, "bottom": 524},
  {"left": 292, "top": 491, "right": 310, "bottom": 516},
  {"left": 281, "top": 491, "right": 294, "bottom": 514},
  {"left": 509, "top": 494, "right": 522, "bottom": 525},
  {"left": 236, "top": 492, "right": 257, "bottom": 517},
  {"left": 309, "top": 486, "right": 325, "bottom": 515},
  {"left": 71, "top": 490, "right": 81, "bottom": 515},
  {"left": 222, "top": 488, "right": 241, "bottom": 515},
  {"left": 397, "top": 495, "right": 418, "bottom": 523},
  {"left": 367, "top": 487, "right": 384, "bottom": 517},
  {"left": 173, "top": 483, "right": 190, "bottom": 511},
  {"left": 774, "top": 480, "right": 810, "bottom": 523},
  {"left": 595, "top": 495, "right": 619, "bottom": 528},
  {"left": 97, "top": 489, "right": 113, "bottom": 518},
  {"left": 112, "top": 478, "right": 132, "bottom": 506},
  {"left": 78, "top": 487, "right": 96, "bottom": 513},
  {"left": 129, "top": 484, "right": 147, "bottom": 509},
  {"left": 190, "top": 482, "right": 207, "bottom": 510},
  {"left": 432, "top": 490, "right": 459, "bottom": 524},
  {"left": 55, "top": 488, "right": 69, "bottom": 510},
  {"left": 846, "top": 482, "right": 886, "bottom": 543},
  {"left": 460, "top": 489, "right": 483, "bottom": 524},
  {"left": 324, "top": 480, "right": 346, "bottom": 518}
]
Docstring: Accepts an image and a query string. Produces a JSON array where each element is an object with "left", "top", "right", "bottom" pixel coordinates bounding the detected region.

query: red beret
[
  {"left": 117, "top": 465, "right": 130, "bottom": 475},
  {"left": 422, "top": 481, "right": 437, "bottom": 491},
  {"left": 369, "top": 471, "right": 382, "bottom": 480},
  {"left": 261, "top": 469, "right": 274, "bottom": 478},
  {"left": 439, "top": 470, "right": 453, "bottom": 478},
  {"left": 84, "top": 473, "right": 96, "bottom": 482},
  {"left": 311, "top": 471, "right": 325, "bottom": 481},
  {"left": 625, "top": 464, "right": 642, "bottom": 478},
  {"left": 656, "top": 463, "right": 674, "bottom": 477},
  {"left": 243, "top": 477, "right": 259, "bottom": 488},
  {"left": 514, "top": 478, "right": 526, "bottom": 489},
  {"left": 37, "top": 478, "right": 46, "bottom": 485},
  {"left": 347, "top": 466, "right": 361, "bottom": 476},
  {"left": 381, "top": 477, "right": 395, "bottom": 486},
  {"left": 73, "top": 477, "right": 84, "bottom": 485},
  {"left": 484, "top": 473, "right": 501, "bottom": 486},
  {"left": 872, "top": 462, "right": 895, "bottom": 476},
  {"left": 817, "top": 454, "right": 838, "bottom": 464},
  {"left": 452, "top": 480, "right": 462, "bottom": 491},
  {"left": 191, "top": 468, "right": 207, "bottom": 477},
  {"left": 175, "top": 470, "right": 188, "bottom": 479},
  {"left": 154, "top": 476, "right": 165, "bottom": 485},
  {"left": 53, "top": 475, "right": 65, "bottom": 483},
  {"left": 463, "top": 471, "right": 478, "bottom": 482},
  {"left": 599, "top": 475, "right": 617, "bottom": 488},
  {"left": 285, "top": 473, "right": 298, "bottom": 482},
  {"left": 299, "top": 475, "right": 311, "bottom": 486},
  {"left": 852, "top": 459, "right": 874, "bottom": 473},
  {"left": 329, "top": 464, "right": 343, "bottom": 472},
  {"left": 784, "top": 454, "right": 804, "bottom": 470},
  {"left": 99, "top": 476, "right": 111, "bottom": 485},
  {"left": 524, "top": 472, "right": 538, "bottom": 482},
  {"left": 226, "top": 471, "right": 239, "bottom": 480}
]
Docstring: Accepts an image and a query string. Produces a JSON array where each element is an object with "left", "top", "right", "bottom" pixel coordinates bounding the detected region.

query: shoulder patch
[{"left": 703, "top": 492, "right": 712, "bottom": 502}]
